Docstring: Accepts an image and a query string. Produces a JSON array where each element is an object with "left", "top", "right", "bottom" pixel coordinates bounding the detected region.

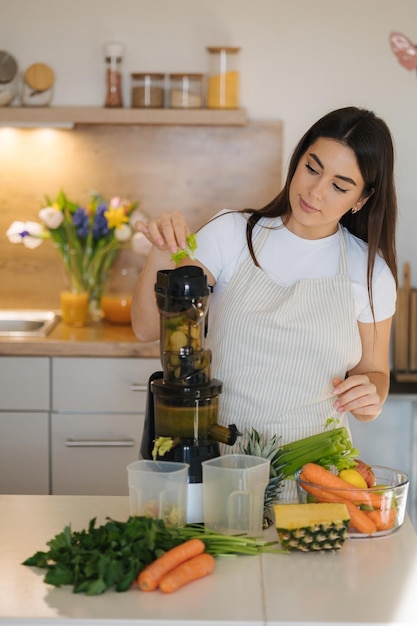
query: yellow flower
[{"left": 104, "top": 206, "right": 129, "bottom": 229}]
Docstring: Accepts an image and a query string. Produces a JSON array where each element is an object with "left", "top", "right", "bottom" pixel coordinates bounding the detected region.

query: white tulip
[
  {"left": 6, "top": 221, "right": 44, "bottom": 249},
  {"left": 129, "top": 209, "right": 148, "bottom": 228},
  {"left": 114, "top": 223, "right": 132, "bottom": 242},
  {"left": 39, "top": 206, "right": 64, "bottom": 229},
  {"left": 131, "top": 231, "right": 152, "bottom": 256}
]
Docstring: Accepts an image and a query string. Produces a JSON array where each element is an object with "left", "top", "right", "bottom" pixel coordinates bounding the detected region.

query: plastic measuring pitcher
[
  {"left": 202, "top": 454, "right": 270, "bottom": 535},
  {"left": 127, "top": 459, "right": 189, "bottom": 527}
]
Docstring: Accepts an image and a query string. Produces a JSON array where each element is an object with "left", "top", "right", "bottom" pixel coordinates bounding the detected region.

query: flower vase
[{"left": 89, "top": 283, "right": 105, "bottom": 322}]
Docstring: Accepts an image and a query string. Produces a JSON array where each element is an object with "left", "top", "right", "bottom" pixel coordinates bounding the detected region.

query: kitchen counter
[
  {"left": 0, "top": 319, "right": 159, "bottom": 358},
  {"left": 1, "top": 495, "right": 417, "bottom": 625}
]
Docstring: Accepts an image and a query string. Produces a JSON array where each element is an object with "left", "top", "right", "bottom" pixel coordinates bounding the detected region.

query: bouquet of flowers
[{"left": 6, "top": 190, "right": 148, "bottom": 315}]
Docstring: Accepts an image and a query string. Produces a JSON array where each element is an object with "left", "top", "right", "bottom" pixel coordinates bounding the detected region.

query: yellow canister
[{"left": 206, "top": 46, "right": 240, "bottom": 109}]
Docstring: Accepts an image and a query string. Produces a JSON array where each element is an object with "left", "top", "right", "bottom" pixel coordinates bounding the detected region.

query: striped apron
[{"left": 207, "top": 221, "right": 362, "bottom": 496}]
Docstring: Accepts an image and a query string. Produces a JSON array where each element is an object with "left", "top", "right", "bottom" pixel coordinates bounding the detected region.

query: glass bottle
[
  {"left": 104, "top": 42, "right": 124, "bottom": 108},
  {"left": 206, "top": 46, "right": 240, "bottom": 109}
]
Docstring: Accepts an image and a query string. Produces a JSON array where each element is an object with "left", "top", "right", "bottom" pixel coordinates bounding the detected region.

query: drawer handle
[
  {"left": 65, "top": 438, "right": 135, "bottom": 447},
  {"left": 130, "top": 384, "right": 148, "bottom": 392}
]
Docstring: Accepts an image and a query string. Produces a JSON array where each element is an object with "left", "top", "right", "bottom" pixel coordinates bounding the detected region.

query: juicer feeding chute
[{"left": 140, "top": 265, "right": 240, "bottom": 521}]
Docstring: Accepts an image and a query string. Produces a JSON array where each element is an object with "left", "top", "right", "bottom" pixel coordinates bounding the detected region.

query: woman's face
[{"left": 288, "top": 137, "right": 368, "bottom": 239}]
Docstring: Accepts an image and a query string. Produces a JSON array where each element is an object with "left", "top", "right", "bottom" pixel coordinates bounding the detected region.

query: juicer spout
[{"left": 208, "top": 423, "right": 242, "bottom": 446}]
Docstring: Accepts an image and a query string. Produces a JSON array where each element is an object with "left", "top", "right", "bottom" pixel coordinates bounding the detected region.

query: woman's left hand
[{"left": 332, "top": 375, "right": 382, "bottom": 422}]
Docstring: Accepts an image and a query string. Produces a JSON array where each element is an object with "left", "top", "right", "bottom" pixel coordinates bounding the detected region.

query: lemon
[{"left": 338, "top": 468, "right": 368, "bottom": 489}]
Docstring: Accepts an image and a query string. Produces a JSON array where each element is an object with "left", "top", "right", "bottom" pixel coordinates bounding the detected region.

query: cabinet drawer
[
  {"left": 52, "top": 357, "right": 160, "bottom": 412},
  {"left": 0, "top": 412, "right": 49, "bottom": 494},
  {"left": 51, "top": 412, "right": 144, "bottom": 495},
  {"left": 0, "top": 357, "right": 50, "bottom": 410}
]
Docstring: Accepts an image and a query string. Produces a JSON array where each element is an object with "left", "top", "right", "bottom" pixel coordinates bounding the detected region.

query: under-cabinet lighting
[{"left": 0, "top": 122, "right": 74, "bottom": 129}]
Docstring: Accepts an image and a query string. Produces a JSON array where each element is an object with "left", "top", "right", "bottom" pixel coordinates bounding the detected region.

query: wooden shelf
[{"left": 0, "top": 106, "right": 247, "bottom": 127}]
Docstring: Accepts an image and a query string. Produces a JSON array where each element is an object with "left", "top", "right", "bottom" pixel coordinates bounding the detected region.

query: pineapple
[
  {"left": 240, "top": 429, "right": 285, "bottom": 526},
  {"left": 274, "top": 503, "right": 350, "bottom": 552}
]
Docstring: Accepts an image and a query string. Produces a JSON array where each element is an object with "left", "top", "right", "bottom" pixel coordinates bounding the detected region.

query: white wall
[{"left": 1, "top": 0, "right": 417, "bottom": 282}]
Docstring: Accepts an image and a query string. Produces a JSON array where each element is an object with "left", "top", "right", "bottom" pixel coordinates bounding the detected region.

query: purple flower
[
  {"left": 72, "top": 207, "right": 90, "bottom": 238},
  {"left": 93, "top": 203, "right": 110, "bottom": 239}
]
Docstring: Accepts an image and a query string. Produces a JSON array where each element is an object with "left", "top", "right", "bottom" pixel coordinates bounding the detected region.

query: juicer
[{"left": 140, "top": 265, "right": 240, "bottom": 522}]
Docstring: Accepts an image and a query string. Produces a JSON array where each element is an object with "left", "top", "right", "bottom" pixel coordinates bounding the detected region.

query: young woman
[{"left": 132, "top": 106, "right": 398, "bottom": 455}]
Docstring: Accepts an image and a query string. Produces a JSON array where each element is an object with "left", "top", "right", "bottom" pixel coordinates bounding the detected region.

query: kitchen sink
[{"left": 0, "top": 310, "right": 59, "bottom": 337}]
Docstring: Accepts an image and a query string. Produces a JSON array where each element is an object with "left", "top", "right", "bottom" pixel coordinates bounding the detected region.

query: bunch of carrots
[
  {"left": 137, "top": 538, "right": 215, "bottom": 594},
  {"left": 299, "top": 462, "right": 396, "bottom": 535}
]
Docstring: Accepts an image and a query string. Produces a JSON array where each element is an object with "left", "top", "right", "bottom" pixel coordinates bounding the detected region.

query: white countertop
[{"left": 1, "top": 494, "right": 417, "bottom": 626}]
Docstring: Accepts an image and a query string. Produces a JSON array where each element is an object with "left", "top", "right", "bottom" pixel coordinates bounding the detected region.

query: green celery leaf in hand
[{"left": 171, "top": 233, "right": 197, "bottom": 266}]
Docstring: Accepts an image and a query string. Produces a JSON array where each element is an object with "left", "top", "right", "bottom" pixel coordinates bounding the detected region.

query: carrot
[
  {"left": 159, "top": 552, "right": 216, "bottom": 594},
  {"left": 365, "top": 507, "right": 396, "bottom": 531},
  {"left": 301, "top": 463, "right": 382, "bottom": 509},
  {"left": 298, "top": 476, "right": 378, "bottom": 535},
  {"left": 137, "top": 538, "right": 205, "bottom": 591},
  {"left": 343, "top": 500, "right": 378, "bottom": 535}
]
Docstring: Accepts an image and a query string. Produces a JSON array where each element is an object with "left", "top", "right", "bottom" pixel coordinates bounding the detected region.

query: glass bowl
[{"left": 295, "top": 464, "right": 409, "bottom": 538}]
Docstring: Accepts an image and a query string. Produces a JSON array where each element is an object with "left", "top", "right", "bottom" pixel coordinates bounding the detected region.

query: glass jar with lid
[
  {"left": 21, "top": 63, "right": 55, "bottom": 107},
  {"left": 0, "top": 50, "right": 18, "bottom": 107},
  {"left": 169, "top": 73, "right": 204, "bottom": 109},
  {"left": 206, "top": 46, "right": 240, "bottom": 109},
  {"left": 131, "top": 73, "right": 165, "bottom": 108}
]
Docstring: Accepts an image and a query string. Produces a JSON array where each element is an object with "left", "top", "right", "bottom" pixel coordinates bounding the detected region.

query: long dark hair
[{"left": 245, "top": 106, "right": 398, "bottom": 310}]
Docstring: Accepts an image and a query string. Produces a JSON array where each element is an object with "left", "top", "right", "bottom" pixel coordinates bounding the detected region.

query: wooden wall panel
[{"left": 0, "top": 121, "right": 282, "bottom": 309}]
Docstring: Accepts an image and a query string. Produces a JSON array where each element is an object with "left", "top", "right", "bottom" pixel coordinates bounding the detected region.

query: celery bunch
[{"left": 276, "top": 425, "right": 359, "bottom": 476}]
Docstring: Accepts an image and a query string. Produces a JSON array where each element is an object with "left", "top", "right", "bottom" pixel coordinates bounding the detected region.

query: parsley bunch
[{"left": 23, "top": 515, "right": 280, "bottom": 595}]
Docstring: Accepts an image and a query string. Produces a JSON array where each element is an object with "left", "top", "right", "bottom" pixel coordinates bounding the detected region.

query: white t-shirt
[{"left": 195, "top": 211, "right": 396, "bottom": 323}]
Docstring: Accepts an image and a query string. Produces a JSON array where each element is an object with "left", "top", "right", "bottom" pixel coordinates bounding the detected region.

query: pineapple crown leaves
[
  {"left": 240, "top": 429, "right": 285, "bottom": 517},
  {"left": 240, "top": 428, "right": 284, "bottom": 471}
]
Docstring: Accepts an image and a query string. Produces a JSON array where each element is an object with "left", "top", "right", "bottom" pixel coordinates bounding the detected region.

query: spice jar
[
  {"left": 131, "top": 73, "right": 165, "bottom": 108},
  {"left": 169, "top": 73, "right": 204, "bottom": 109},
  {"left": 206, "top": 46, "right": 240, "bottom": 109},
  {"left": 21, "top": 63, "right": 55, "bottom": 107},
  {"left": 104, "top": 42, "right": 124, "bottom": 108},
  {"left": 0, "top": 50, "right": 18, "bottom": 107}
]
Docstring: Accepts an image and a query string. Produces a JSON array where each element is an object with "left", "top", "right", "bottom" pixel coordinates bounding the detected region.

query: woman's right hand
[{"left": 135, "top": 210, "right": 191, "bottom": 255}]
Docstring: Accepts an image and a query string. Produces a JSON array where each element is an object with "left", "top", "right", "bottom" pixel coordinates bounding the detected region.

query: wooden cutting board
[{"left": 394, "top": 262, "right": 411, "bottom": 372}]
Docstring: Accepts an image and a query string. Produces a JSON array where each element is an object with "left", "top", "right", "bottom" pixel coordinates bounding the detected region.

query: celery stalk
[
  {"left": 279, "top": 427, "right": 349, "bottom": 453},
  {"left": 270, "top": 426, "right": 358, "bottom": 477}
]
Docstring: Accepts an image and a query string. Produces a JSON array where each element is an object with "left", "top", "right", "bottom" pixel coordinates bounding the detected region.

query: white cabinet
[
  {"left": 51, "top": 357, "right": 160, "bottom": 495},
  {"left": 0, "top": 356, "right": 50, "bottom": 411},
  {"left": 0, "top": 357, "right": 50, "bottom": 493}
]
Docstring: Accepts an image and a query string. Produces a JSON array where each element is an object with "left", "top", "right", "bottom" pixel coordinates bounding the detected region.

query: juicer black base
[{"left": 139, "top": 372, "right": 220, "bottom": 483}]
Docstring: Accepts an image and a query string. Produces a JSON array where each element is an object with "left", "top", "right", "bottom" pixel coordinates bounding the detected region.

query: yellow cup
[{"left": 60, "top": 290, "right": 89, "bottom": 327}]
